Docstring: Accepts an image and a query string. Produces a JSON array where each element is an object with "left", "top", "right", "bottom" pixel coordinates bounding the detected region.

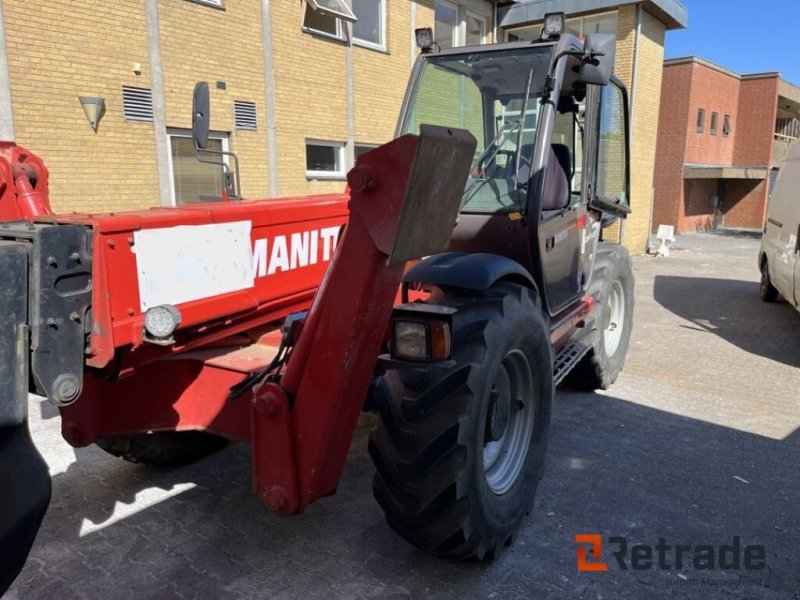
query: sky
[{"left": 664, "top": 0, "right": 800, "bottom": 85}]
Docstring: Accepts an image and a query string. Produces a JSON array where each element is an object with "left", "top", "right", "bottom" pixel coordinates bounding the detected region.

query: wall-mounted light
[{"left": 79, "top": 96, "right": 105, "bottom": 132}]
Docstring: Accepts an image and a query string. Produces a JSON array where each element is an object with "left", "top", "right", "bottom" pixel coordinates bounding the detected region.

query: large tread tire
[
  {"left": 565, "top": 242, "right": 634, "bottom": 391},
  {"left": 96, "top": 431, "right": 228, "bottom": 467},
  {"left": 369, "top": 283, "right": 553, "bottom": 560},
  {"left": 759, "top": 259, "right": 779, "bottom": 302}
]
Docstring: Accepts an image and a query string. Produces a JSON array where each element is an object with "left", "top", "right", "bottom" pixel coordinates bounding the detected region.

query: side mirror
[
  {"left": 192, "top": 82, "right": 210, "bottom": 150},
  {"left": 580, "top": 34, "right": 616, "bottom": 86}
]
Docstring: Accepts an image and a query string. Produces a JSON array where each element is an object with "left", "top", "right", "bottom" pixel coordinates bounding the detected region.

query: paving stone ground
[{"left": 7, "top": 232, "right": 800, "bottom": 599}]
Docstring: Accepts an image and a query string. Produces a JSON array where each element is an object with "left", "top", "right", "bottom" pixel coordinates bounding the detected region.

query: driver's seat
[{"left": 542, "top": 143, "right": 573, "bottom": 211}]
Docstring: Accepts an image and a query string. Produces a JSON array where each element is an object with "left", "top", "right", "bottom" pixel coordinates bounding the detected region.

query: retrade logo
[{"left": 575, "top": 534, "right": 766, "bottom": 572}]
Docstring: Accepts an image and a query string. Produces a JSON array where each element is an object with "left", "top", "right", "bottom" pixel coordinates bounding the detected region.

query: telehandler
[{"left": 0, "top": 15, "right": 633, "bottom": 590}]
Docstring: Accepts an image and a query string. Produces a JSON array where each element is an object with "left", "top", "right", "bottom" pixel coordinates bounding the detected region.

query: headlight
[
  {"left": 391, "top": 319, "right": 451, "bottom": 361},
  {"left": 541, "top": 12, "right": 565, "bottom": 40},
  {"left": 144, "top": 304, "right": 181, "bottom": 339}
]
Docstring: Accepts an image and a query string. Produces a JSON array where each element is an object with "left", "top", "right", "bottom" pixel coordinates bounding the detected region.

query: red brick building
[{"left": 652, "top": 56, "right": 800, "bottom": 233}]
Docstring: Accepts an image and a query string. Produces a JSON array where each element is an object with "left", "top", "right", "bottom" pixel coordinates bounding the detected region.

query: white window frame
[
  {"left": 166, "top": 128, "right": 229, "bottom": 206},
  {"left": 352, "top": 0, "right": 386, "bottom": 52},
  {"left": 465, "top": 10, "right": 487, "bottom": 46},
  {"left": 434, "top": 0, "right": 459, "bottom": 49},
  {"left": 306, "top": 139, "right": 347, "bottom": 180},
  {"left": 302, "top": 3, "right": 346, "bottom": 42},
  {"left": 504, "top": 10, "right": 617, "bottom": 42},
  {"left": 189, "top": 0, "right": 223, "bottom": 7},
  {"left": 306, "top": 0, "right": 356, "bottom": 22}
]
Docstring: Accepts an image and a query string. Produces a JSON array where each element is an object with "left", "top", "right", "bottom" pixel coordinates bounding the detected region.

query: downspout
[
  {"left": 630, "top": 3, "right": 643, "bottom": 249},
  {"left": 145, "top": 0, "right": 173, "bottom": 206},
  {"left": 261, "top": 0, "right": 280, "bottom": 196}
]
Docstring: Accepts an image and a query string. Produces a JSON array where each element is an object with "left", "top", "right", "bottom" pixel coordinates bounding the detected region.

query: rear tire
[
  {"left": 369, "top": 283, "right": 553, "bottom": 560},
  {"left": 96, "top": 431, "right": 228, "bottom": 467},
  {"left": 759, "top": 259, "right": 779, "bottom": 302},
  {"left": 565, "top": 243, "right": 634, "bottom": 391}
]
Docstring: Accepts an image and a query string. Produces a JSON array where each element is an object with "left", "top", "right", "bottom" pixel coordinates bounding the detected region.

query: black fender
[{"left": 403, "top": 252, "right": 536, "bottom": 291}]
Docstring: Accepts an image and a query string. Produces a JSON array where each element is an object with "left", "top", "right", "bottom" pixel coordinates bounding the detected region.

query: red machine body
[{"left": 2, "top": 128, "right": 477, "bottom": 517}]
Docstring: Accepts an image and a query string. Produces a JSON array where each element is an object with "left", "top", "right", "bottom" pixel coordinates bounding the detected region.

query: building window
[
  {"left": 355, "top": 143, "right": 378, "bottom": 160},
  {"left": 234, "top": 101, "right": 257, "bottom": 130},
  {"left": 122, "top": 86, "right": 154, "bottom": 122},
  {"left": 303, "top": 5, "right": 344, "bottom": 40},
  {"left": 505, "top": 11, "right": 617, "bottom": 41},
  {"left": 466, "top": 11, "right": 487, "bottom": 46},
  {"left": 306, "top": 140, "right": 346, "bottom": 179},
  {"left": 168, "top": 129, "right": 228, "bottom": 205},
  {"left": 353, "top": 0, "right": 385, "bottom": 50},
  {"left": 696, "top": 109, "right": 705, "bottom": 133},
  {"left": 723, "top": 114, "right": 731, "bottom": 137},
  {"left": 710, "top": 112, "right": 718, "bottom": 135},
  {"left": 435, "top": 0, "right": 458, "bottom": 49}
]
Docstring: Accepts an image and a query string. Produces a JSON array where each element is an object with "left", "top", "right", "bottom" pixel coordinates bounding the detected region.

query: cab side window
[{"left": 596, "top": 82, "right": 628, "bottom": 206}]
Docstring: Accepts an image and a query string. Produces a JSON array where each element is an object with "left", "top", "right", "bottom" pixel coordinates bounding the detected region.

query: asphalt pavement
[{"left": 6, "top": 231, "right": 800, "bottom": 600}]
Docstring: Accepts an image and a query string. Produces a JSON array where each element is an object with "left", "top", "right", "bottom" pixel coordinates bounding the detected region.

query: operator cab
[{"left": 396, "top": 20, "right": 630, "bottom": 316}]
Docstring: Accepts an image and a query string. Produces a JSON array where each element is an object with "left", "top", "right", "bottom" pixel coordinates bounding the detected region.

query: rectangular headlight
[
  {"left": 391, "top": 319, "right": 451, "bottom": 361},
  {"left": 393, "top": 321, "right": 428, "bottom": 360}
]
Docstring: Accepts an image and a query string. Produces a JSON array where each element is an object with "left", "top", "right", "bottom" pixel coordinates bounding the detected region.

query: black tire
[
  {"left": 96, "top": 431, "right": 228, "bottom": 467},
  {"left": 565, "top": 242, "right": 634, "bottom": 391},
  {"left": 369, "top": 283, "right": 553, "bottom": 560},
  {"left": 759, "top": 259, "right": 779, "bottom": 302}
]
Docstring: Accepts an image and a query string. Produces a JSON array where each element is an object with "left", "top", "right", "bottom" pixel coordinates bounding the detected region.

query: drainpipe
[
  {"left": 261, "top": 0, "right": 280, "bottom": 196},
  {"left": 630, "top": 3, "right": 646, "bottom": 251}
]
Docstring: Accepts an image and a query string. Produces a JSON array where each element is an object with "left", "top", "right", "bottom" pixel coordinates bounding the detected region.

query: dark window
[
  {"left": 723, "top": 114, "right": 731, "bottom": 137},
  {"left": 306, "top": 141, "right": 345, "bottom": 177},
  {"left": 710, "top": 112, "right": 718, "bottom": 135},
  {"left": 696, "top": 109, "right": 705, "bottom": 133},
  {"left": 355, "top": 143, "right": 377, "bottom": 159},
  {"left": 303, "top": 5, "right": 342, "bottom": 38}
]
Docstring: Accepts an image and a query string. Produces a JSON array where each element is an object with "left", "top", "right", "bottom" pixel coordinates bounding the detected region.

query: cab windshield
[{"left": 401, "top": 46, "right": 553, "bottom": 213}]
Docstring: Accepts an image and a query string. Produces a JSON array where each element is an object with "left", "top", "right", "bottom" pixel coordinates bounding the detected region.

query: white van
[{"left": 759, "top": 140, "right": 800, "bottom": 311}]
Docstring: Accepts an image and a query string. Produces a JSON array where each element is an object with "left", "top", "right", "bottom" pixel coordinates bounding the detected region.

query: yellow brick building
[{"left": 0, "top": 0, "right": 685, "bottom": 252}]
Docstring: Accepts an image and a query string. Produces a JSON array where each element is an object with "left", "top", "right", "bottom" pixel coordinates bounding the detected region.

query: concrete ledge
[
  {"left": 683, "top": 165, "right": 768, "bottom": 180},
  {"left": 499, "top": 0, "right": 688, "bottom": 30}
]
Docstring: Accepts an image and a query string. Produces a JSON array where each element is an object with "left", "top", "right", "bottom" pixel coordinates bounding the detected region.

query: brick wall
[
  {"left": 652, "top": 61, "right": 691, "bottom": 234},
  {"left": 159, "top": 0, "right": 270, "bottom": 199},
  {"left": 653, "top": 59, "right": 778, "bottom": 233},
  {"left": 5, "top": 1, "right": 157, "bottom": 213}
]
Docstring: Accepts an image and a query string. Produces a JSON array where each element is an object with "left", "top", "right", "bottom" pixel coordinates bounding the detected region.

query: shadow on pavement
[
  {"left": 10, "top": 391, "right": 800, "bottom": 600},
  {"left": 653, "top": 275, "right": 800, "bottom": 368}
]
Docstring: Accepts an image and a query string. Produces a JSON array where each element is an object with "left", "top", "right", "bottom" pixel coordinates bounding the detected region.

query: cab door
[{"left": 538, "top": 98, "right": 585, "bottom": 314}]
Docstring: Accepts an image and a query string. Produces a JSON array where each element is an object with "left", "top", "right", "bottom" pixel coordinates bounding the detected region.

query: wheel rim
[
  {"left": 760, "top": 264, "right": 769, "bottom": 295},
  {"left": 603, "top": 280, "right": 625, "bottom": 356},
  {"left": 483, "top": 349, "right": 536, "bottom": 495}
]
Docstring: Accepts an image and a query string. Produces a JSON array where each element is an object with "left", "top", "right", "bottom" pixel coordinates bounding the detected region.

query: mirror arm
[{"left": 194, "top": 147, "right": 242, "bottom": 200}]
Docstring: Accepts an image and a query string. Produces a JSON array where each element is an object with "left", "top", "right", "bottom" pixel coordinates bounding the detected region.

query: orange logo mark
[{"left": 576, "top": 534, "right": 609, "bottom": 572}]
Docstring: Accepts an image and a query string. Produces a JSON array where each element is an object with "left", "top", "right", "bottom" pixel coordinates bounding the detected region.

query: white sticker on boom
[{"left": 133, "top": 221, "right": 255, "bottom": 311}]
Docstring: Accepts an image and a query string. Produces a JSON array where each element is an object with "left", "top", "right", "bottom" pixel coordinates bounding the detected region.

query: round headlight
[{"left": 144, "top": 304, "right": 181, "bottom": 339}]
